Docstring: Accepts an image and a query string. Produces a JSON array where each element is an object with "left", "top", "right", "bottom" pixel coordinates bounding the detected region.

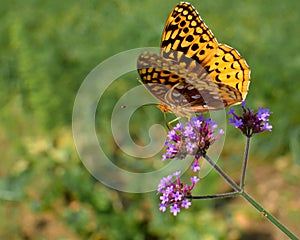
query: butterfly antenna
[{"left": 120, "top": 103, "right": 158, "bottom": 109}]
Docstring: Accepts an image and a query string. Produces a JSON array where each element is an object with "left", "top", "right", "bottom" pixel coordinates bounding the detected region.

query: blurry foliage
[{"left": 0, "top": 0, "right": 299, "bottom": 239}]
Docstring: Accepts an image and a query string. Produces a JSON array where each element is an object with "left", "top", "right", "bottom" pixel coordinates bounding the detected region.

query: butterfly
[{"left": 137, "top": 2, "right": 250, "bottom": 117}]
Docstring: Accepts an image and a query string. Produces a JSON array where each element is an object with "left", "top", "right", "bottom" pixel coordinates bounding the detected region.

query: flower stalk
[
  {"left": 201, "top": 150, "right": 299, "bottom": 240},
  {"left": 240, "top": 191, "right": 298, "bottom": 240},
  {"left": 240, "top": 136, "right": 251, "bottom": 190}
]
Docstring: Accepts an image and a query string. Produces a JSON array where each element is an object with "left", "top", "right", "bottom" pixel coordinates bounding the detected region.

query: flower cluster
[
  {"left": 228, "top": 102, "right": 272, "bottom": 137},
  {"left": 158, "top": 171, "right": 199, "bottom": 216},
  {"left": 158, "top": 103, "right": 272, "bottom": 215},
  {"left": 162, "top": 115, "right": 224, "bottom": 171}
]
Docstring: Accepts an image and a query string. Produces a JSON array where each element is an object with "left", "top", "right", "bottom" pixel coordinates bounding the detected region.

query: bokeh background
[{"left": 1, "top": 0, "right": 300, "bottom": 239}]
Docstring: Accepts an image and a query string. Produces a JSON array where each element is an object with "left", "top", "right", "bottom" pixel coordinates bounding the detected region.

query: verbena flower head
[
  {"left": 157, "top": 171, "right": 199, "bottom": 216},
  {"left": 162, "top": 116, "right": 223, "bottom": 169},
  {"left": 228, "top": 102, "right": 272, "bottom": 137}
]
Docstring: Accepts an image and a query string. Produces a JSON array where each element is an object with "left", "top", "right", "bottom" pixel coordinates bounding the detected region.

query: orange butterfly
[{"left": 137, "top": 2, "right": 250, "bottom": 117}]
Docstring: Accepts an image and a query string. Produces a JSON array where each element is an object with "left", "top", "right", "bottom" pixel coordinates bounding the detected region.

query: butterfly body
[{"left": 137, "top": 2, "right": 250, "bottom": 117}]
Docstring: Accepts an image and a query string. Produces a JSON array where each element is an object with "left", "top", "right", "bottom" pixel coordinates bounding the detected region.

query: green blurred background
[{"left": 1, "top": 0, "right": 299, "bottom": 239}]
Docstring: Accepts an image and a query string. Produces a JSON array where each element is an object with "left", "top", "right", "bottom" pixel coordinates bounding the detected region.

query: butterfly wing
[
  {"left": 161, "top": 2, "right": 218, "bottom": 66},
  {"left": 204, "top": 44, "right": 250, "bottom": 100},
  {"left": 160, "top": 2, "right": 250, "bottom": 101},
  {"left": 137, "top": 52, "right": 205, "bottom": 108},
  {"left": 137, "top": 52, "right": 243, "bottom": 115}
]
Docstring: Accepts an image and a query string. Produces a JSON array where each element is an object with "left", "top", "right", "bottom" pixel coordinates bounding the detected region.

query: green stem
[
  {"left": 191, "top": 191, "right": 239, "bottom": 200},
  {"left": 204, "top": 155, "right": 241, "bottom": 192},
  {"left": 240, "top": 136, "right": 251, "bottom": 189},
  {"left": 241, "top": 191, "right": 299, "bottom": 240},
  {"left": 203, "top": 154, "right": 299, "bottom": 239}
]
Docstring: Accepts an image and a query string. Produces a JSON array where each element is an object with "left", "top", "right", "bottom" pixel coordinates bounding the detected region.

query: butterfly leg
[{"left": 166, "top": 116, "right": 182, "bottom": 130}]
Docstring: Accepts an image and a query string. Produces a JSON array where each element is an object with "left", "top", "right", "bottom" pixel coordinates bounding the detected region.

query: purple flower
[
  {"left": 190, "top": 176, "right": 200, "bottom": 185},
  {"left": 181, "top": 199, "right": 192, "bottom": 209},
  {"left": 162, "top": 115, "right": 224, "bottom": 162},
  {"left": 228, "top": 101, "right": 272, "bottom": 137},
  {"left": 229, "top": 117, "right": 243, "bottom": 128},
  {"left": 170, "top": 204, "right": 180, "bottom": 216},
  {"left": 257, "top": 108, "right": 271, "bottom": 121},
  {"left": 159, "top": 203, "right": 167, "bottom": 212},
  {"left": 157, "top": 171, "right": 199, "bottom": 216},
  {"left": 190, "top": 158, "right": 201, "bottom": 172}
]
